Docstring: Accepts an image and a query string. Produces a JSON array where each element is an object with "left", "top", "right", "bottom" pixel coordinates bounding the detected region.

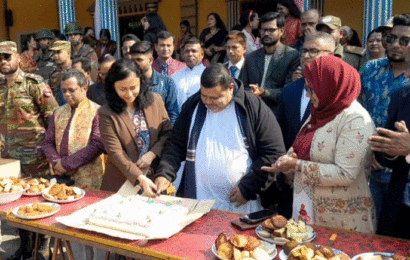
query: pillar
[
  {"left": 58, "top": 0, "right": 77, "bottom": 34},
  {"left": 363, "top": 0, "right": 392, "bottom": 43}
]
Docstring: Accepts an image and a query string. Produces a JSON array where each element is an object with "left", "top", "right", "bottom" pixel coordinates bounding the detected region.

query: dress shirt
[
  {"left": 172, "top": 63, "right": 206, "bottom": 110},
  {"left": 300, "top": 88, "right": 310, "bottom": 122},
  {"left": 228, "top": 58, "right": 245, "bottom": 79},
  {"left": 152, "top": 58, "right": 186, "bottom": 77}
]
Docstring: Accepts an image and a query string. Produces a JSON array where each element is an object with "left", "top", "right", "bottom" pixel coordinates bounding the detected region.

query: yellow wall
[
  {"left": 323, "top": 0, "right": 364, "bottom": 41},
  {"left": 158, "top": 0, "right": 181, "bottom": 39},
  {"left": 7, "top": 0, "right": 59, "bottom": 43},
  {"left": 76, "top": 0, "right": 94, "bottom": 29},
  {"left": 198, "top": 0, "right": 228, "bottom": 34},
  {"left": 393, "top": 0, "right": 410, "bottom": 15}
]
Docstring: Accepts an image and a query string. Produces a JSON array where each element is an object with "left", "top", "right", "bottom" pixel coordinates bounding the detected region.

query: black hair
[
  {"left": 104, "top": 59, "right": 152, "bottom": 113},
  {"left": 393, "top": 13, "right": 410, "bottom": 27},
  {"left": 21, "top": 34, "right": 36, "bottom": 52},
  {"left": 84, "top": 27, "right": 94, "bottom": 35},
  {"left": 240, "top": 10, "right": 258, "bottom": 28},
  {"left": 278, "top": 0, "right": 301, "bottom": 19},
  {"left": 260, "top": 12, "right": 285, "bottom": 28},
  {"left": 100, "top": 54, "right": 116, "bottom": 65},
  {"left": 72, "top": 57, "right": 91, "bottom": 73},
  {"left": 201, "top": 63, "right": 234, "bottom": 90},
  {"left": 62, "top": 69, "right": 88, "bottom": 87},
  {"left": 129, "top": 41, "right": 153, "bottom": 56},
  {"left": 156, "top": 31, "right": 174, "bottom": 43},
  {"left": 207, "top": 13, "right": 227, "bottom": 31},
  {"left": 181, "top": 36, "right": 203, "bottom": 50},
  {"left": 122, "top": 34, "right": 141, "bottom": 44},
  {"left": 145, "top": 12, "right": 167, "bottom": 33},
  {"left": 99, "top": 29, "right": 112, "bottom": 40},
  {"left": 52, "top": 29, "right": 66, "bottom": 40},
  {"left": 180, "top": 20, "right": 192, "bottom": 34}
]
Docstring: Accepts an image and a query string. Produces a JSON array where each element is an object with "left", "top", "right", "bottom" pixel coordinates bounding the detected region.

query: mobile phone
[{"left": 240, "top": 209, "right": 276, "bottom": 224}]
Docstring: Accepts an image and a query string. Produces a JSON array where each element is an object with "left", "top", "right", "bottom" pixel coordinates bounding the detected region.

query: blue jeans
[{"left": 369, "top": 173, "right": 390, "bottom": 220}]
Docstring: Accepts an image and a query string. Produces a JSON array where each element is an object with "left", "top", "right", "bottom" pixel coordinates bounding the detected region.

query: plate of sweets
[
  {"left": 12, "top": 202, "right": 61, "bottom": 220},
  {"left": 0, "top": 177, "right": 29, "bottom": 204},
  {"left": 351, "top": 253, "right": 410, "bottom": 260},
  {"left": 279, "top": 242, "right": 350, "bottom": 260},
  {"left": 42, "top": 183, "right": 85, "bottom": 203},
  {"left": 24, "top": 178, "right": 51, "bottom": 196},
  {"left": 212, "top": 233, "right": 277, "bottom": 260},
  {"left": 256, "top": 215, "right": 316, "bottom": 245}
]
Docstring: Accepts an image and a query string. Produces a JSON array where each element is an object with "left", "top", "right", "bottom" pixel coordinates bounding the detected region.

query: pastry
[
  {"left": 216, "top": 233, "right": 228, "bottom": 250},
  {"left": 230, "top": 234, "right": 248, "bottom": 249},
  {"left": 283, "top": 241, "right": 299, "bottom": 255},
  {"left": 261, "top": 218, "right": 275, "bottom": 232},
  {"left": 271, "top": 215, "right": 288, "bottom": 229},
  {"left": 218, "top": 242, "right": 234, "bottom": 260},
  {"left": 244, "top": 235, "right": 261, "bottom": 251}
]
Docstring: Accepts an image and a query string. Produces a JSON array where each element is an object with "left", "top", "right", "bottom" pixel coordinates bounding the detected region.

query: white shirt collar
[{"left": 228, "top": 58, "right": 245, "bottom": 71}]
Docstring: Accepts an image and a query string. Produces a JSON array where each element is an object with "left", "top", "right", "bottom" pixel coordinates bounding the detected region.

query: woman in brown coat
[{"left": 99, "top": 59, "right": 172, "bottom": 195}]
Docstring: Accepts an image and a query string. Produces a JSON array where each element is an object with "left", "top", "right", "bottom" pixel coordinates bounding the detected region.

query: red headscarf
[{"left": 292, "top": 55, "right": 361, "bottom": 160}]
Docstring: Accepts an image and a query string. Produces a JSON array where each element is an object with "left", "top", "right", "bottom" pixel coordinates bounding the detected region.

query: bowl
[{"left": 0, "top": 188, "right": 27, "bottom": 205}]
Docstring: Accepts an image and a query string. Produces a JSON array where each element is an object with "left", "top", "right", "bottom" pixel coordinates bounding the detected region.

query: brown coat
[{"left": 99, "top": 93, "right": 172, "bottom": 192}]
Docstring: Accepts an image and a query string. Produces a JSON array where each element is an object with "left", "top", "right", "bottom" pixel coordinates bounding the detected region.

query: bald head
[
  {"left": 301, "top": 32, "right": 335, "bottom": 67},
  {"left": 300, "top": 9, "right": 320, "bottom": 36}
]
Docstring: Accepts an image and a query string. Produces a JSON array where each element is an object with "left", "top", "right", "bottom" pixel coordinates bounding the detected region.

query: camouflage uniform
[
  {"left": 49, "top": 41, "right": 71, "bottom": 106},
  {"left": 0, "top": 71, "right": 58, "bottom": 177},
  {"left": 34, "top": 28, "right": 57, "bottom": 84}
]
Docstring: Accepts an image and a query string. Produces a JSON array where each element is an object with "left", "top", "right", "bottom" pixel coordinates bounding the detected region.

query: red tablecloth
[{"left": 4, "top": 191, "right": 410, "bottom": 260}]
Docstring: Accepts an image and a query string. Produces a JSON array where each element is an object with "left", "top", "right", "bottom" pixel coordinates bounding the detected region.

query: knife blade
[{"left": 327, "top": 233, "right": 337, "bottom": 247}]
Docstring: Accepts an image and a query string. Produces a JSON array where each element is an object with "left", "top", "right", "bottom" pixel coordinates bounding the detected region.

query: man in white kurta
[{"left": 171, "top": 37, "right": 206, "bottom": 110}]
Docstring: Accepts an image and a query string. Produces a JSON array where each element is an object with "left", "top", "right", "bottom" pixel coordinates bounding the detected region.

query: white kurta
[
  {"left": 192, "top": 102, "right": 263, "bottom": 214},
  {"left": 172, "top": 63, "right": 206, "bottom": 110}
]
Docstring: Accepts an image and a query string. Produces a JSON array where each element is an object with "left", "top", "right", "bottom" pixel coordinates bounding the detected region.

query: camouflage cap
[
  {"left": 0, "top": 41, "right": 18, "bottom": 54},
  {"left": 316, "top": 15, "right": 342, "bottom": 31},
  {"left": 49, "top": 41, "right": 71, "bottom": 51},
  {"left": 35, "top": 28, "right": 55, "bottom": 40},
  {"left": 65, "top": 22, "right": 84, "bottom": 35}
]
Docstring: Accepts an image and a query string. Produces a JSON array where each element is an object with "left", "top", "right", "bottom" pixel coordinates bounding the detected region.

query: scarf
[{"left": 292, "top": 55, "right": 361, "bottom": 160}]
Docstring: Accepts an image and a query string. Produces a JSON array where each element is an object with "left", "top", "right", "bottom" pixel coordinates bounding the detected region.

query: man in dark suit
[
  {"left": 239, "top": 12, "right": 299, "bottom": 110},
  {"left": 275, "top": 32, "right": 335, "bottom": 150},
  {"left": 224, "top": 31, "right": 247, "bottom": 79},
  {"left": 368, "top": 47, "right": 410, "bottom": 240}
]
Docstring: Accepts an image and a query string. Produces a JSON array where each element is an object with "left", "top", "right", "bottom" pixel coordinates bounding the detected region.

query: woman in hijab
[{"left": 263, "top": 55, "right": 376, "bottom": 233}]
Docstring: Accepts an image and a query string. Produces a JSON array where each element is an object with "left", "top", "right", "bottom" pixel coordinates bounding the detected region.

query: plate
[
  {"left": 42, "top": 186, "right": 85, "bottom": 203},
  {"left": 212, "top": 241, "right": 277, "bottom": 260},
  {"left": 279, "top": 246, "right": 349, "bottom": 260},
  {"left": 0, "top": 188, "right": 28, "bottom": 205},
  {"left": 255, "top": 224, "right": 316, "bottom": 245},
  {"left": 351, "top": 252, "right": 394, "bottom": 260},
  {"left": 24, "top": 191, "right": 42, "bottom": 196},
  {"left": 12, "top": 202, "right": 61, "bottom": 220}
]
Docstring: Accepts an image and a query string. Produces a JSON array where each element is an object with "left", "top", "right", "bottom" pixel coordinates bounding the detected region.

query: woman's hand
[
  {"left": 136, "top": 151, "right": 156, "bottom": 169},
  {"left": 261, "top": 153, "right": 298, "bottom": 173},
  {"left": 138, "top": 174, "right": 158, "bottom": 197},
  {"left": 229, "top": 187, "right": 248, "bottom": 207},
  {"left": 53, "top": 159, "right": 66, "bottom": 175},
  {"left": 155, "top": 176, "right": 171, "bottom": 195}
]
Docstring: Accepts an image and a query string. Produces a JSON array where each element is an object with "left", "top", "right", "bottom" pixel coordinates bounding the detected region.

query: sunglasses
[
  {"left": 0, "top": 53, "right": 12, "bottom": 62},
  {"left": 385, "top": 34, "right": 410, "bottom": 47}
]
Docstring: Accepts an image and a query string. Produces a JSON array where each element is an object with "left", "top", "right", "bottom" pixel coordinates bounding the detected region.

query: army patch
[{"left": 43, "top": 88, "right": 52, "bottom": 97}]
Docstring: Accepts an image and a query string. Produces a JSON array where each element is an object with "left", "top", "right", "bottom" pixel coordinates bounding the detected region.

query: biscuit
[
  {"left": 271, "top": 215, "right": 288, "bottom": 229},
  {"left": 230, "top": 234, "right": 248, "bottom": 249}
]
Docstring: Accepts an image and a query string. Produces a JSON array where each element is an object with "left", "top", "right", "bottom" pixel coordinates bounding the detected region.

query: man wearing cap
[
  {"left": 34, "top": 28, "right": 57, "bottom": 84},
  {"left": 360, "top": 14, "right": 410, "bottom": 222},
  {"left": 316, "top": 15, "right": 366, "bottom": 70},
  {"left": 65, "top": 22, "right": 98, "bottom": 83},
  {"left": 49, "top": 41, "right": 72, "bottom": 106},
  {"left": 0, "top": 41, "right": 58, "bottom": 260}
]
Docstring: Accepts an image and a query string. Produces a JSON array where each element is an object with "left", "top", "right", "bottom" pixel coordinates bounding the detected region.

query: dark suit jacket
[
  {"left": 377, "top": 87, "right": 410, "bottom": 238},
  {"left": 223, "top": 61, "right": 243, "bottom": 79},
  {"left": 98, "top": 93, "right": 172, "bottom": 192},
  {"left": 275, "top": 78, "right": 311, "bottom": 150},
  {"left": 239, "top": 43, "right": 300, "bottom": 110}
]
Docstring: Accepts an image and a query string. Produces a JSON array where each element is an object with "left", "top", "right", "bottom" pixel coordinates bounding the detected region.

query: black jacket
[{"left": 154, "top": 79, "right": 286, "bottom": 201}]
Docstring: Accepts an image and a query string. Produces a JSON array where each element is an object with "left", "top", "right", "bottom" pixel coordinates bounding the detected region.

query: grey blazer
[{"left": 239, "top": 43, "right": 299, "bottom": 110}]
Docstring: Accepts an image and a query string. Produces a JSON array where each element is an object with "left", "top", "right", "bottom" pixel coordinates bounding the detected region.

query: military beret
[
  {"left": 49, "top": 41, "right": 71, "bottom": 51},
  {"left": 317, "top": 15, "right": 342, "bottom": 31}
]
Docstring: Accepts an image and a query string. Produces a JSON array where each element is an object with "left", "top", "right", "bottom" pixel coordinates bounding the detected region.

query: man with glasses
[
  {"left": 239, "top": 12, "right": 299, "bottom": 111},
  {"left": 121, "top": 34, "right": 140, "bottom": 59},
  {"left": 65, "top": 22, "right": 98, "bottom": 83},
  {"left": 0, "top": 41, "right": 58, "bottom": 260},
  {"left": 359, "top": 13, "right": 410, "bottom": 223},
  {"left": 316, "top": 15, "right": 365, "bottom": 70},
  {"left": 87, "top": 55, "right": 115, "bottom": 105}
]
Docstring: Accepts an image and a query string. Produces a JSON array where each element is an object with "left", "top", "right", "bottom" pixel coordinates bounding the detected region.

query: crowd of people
[{"left": 1, "top": 3, "right": 410, "bottom": 259}]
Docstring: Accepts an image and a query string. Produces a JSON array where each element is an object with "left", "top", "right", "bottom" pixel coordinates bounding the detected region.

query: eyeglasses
[
  {"left": 385, "top": 34, "right": 410, "bottom": 47},
  {"left": 260, "top": 28, "right": 279, "bottom": 34},
  {"left": 301, "top": 48, "right": 332, "bottom": 56},
  {"left": 0, "top": 53, "right": 12, "bottom": 62}
]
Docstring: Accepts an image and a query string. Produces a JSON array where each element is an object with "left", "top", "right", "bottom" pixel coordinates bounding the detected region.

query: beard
[
  {"left": 71, "top": 41, "right": 80, "bottom": 47},
  {"left": 387, "top": 54, "right": 405, "bottom": 63},
  {"left": 262, "top": 36, "right": 279, "bottom": 46},
  {"left": 40, "top": 45, "right": 49, "bottom": 52},
  {"left": 1, "top": 65, "right": 18, "bottom": 75}
]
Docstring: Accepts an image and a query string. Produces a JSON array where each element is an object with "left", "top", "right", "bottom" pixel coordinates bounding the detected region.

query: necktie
[{"left": 229, "top": 66, "right": 238, "bottom": 78}]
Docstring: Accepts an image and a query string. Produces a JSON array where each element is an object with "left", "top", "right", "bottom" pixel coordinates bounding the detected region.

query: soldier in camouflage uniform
[
  {"left": 49, "top": 41, "right": 72, "bottom": 106},
  {"left": 316, "top": 16, "right": 367, "bottom": 70},
  {"left": 65, "top": 22, "right": 98, "bottom": 83},
  {"left": 33, "top": 28, "right": 58, "bottom": 84},
  {"left": 0, "top": 41, "right": 57, "bottom": 260}
]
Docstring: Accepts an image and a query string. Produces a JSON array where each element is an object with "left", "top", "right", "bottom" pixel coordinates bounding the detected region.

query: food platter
[
  {"left": 0, "top": 188, "right": 28, "bottom": 205},
  {"left": 279, "top": 246, "right": 349, "bottom": 260},
  {"left": 12, "top": 202, "right": 61, "bottom": 220},
  {"left": 212, "top": 241, "right": 277, "bottom": 260},
  {"left": 351, "top": 252, "right": 394, "bottom": 260},
  {"left": 42, "top": 185, "right": 85, "bottom": 203},
  {"left": 256, "top": 224, "right": 316, "bottom": 245}
]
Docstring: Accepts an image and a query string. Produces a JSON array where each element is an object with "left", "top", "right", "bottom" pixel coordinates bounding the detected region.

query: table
[{"left": 1, "top": 191, "right": 410, "bottom": 260}]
